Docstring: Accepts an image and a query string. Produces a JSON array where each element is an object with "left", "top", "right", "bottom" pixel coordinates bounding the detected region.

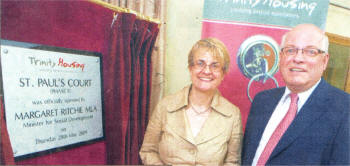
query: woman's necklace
[{"left": 190, "top": 103, "right": 211, "bottom": 115}]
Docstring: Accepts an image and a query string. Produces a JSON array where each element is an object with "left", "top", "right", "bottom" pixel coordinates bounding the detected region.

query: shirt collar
[
  {"left": 281, "top": 79, "right": 321, "bottom": 111},
  {"left": 167, "top": 85, "right": 232, "bottom": 116}
]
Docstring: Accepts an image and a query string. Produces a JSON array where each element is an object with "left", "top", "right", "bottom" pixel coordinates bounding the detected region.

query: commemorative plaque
[{"left": 0, "top": 41, "right": 104, "bottom": 160}]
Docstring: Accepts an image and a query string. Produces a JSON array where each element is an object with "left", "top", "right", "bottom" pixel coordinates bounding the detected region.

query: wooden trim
[
  {"left": 326, "top": 32, "right": 350, "bottom": 47},
  {"left": 88, "top": 0, "right": 161, "bottom": 24},
  {"left": 344, "top": 55, "right": 350, "bottom": 93}
]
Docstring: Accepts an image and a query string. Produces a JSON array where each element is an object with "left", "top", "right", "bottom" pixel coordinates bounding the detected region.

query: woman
[{"left": 139, "top": 38, "right": 242, "bottom": 165}]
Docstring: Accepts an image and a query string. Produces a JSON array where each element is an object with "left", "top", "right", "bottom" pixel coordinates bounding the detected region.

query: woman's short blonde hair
[{"left": 188, "top": 38, "right": 230, "bottom": 73}]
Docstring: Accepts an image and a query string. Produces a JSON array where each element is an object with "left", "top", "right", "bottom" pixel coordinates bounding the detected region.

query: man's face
[{"left": 279, "top": 25, "right": 329, "bottom": 93}]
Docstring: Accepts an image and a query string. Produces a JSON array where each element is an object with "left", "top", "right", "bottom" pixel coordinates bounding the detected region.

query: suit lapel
[
  {"left": 167, "top": 109, "right": 196, "bottom": 145},
  {"left": 165, "top": 85, "right": 197, "bottom": 145},
  {"left": 191, "top": 90, "right": 233, "bottom": 145},
  {"left": 244, "top": 88, "right": 285, "bottom": 163},
  {"left": 269, "top": 79, "right": 330, "bottom": 160},
  {"left": 194, "top": 111, "right": 226, "bottom": 145}
]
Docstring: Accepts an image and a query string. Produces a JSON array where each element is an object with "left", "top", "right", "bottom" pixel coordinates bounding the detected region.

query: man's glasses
[
  {"left": 193, "top": 60, "right": 222, "bottom": 72},
  {"left": 281, "top": 47, "right": 325, "bottom": 57}
]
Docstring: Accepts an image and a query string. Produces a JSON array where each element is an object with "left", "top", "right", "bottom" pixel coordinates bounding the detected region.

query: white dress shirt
[{"left": 252, "top": 79, "right": 321, "bottom": 166}]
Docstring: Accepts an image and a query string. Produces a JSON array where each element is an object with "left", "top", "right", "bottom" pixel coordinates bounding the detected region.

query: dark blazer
[{"left": 242, "top": 79, "right": 350, "bottom": 165}]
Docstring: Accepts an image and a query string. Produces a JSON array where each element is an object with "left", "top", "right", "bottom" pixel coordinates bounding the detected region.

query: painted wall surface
[
  {"left": 326, "top": 5, "right": 350, "bottom": 37},
  {"left": 165, "top": 0, "right": 204, "bottom": 95},
  {"left": 165, "top": 1, "right": 350, "bottom": 95}
]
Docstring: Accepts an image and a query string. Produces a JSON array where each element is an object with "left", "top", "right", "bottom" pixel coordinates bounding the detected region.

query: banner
[
  {"left": 1, "top": 42, "right": 104, "bottom": 159},
  {"left": 202, "top": 0, "right": 330, "bottom": 127}
]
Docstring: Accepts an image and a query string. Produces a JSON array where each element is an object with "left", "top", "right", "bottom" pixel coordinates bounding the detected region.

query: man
[{"left": 242, "top": 24, "right": 350, "bottom": 165}]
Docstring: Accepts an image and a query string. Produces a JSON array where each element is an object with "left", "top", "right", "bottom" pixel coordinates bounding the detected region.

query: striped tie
[{"left": 257, "top": 93, "right": 299, "bottom": 165}]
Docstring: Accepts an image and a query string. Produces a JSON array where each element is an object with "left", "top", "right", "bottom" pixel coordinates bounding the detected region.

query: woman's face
[{"left": 189, "top": 49, "right": 225, "bottom": 93}]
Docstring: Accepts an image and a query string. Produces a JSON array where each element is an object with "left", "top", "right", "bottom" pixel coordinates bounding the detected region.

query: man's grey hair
[{"left": 280, "top": 33, "right": 329, "bottom": 53}]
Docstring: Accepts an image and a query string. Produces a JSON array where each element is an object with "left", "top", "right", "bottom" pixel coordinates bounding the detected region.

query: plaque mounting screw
[{"left": 3, "top": 49, "right": 8, "bottom": 54}]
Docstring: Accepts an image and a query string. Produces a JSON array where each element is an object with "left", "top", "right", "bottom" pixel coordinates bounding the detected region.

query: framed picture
[{"left": 323, "top": 33, "right": 350, "bottom": 93}]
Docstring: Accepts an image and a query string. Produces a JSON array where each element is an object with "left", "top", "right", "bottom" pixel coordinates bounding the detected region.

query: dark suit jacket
[{"left": 242, "top": 79, "right": 350, "bottom": 165}]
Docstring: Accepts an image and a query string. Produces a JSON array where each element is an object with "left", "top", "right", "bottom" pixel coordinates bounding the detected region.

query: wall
[
  {"left": 164, "top": 0, "right": 204, "bottom": 95},
  {"left": 326, "top": 2, "right": 350, "bottom": 37}
]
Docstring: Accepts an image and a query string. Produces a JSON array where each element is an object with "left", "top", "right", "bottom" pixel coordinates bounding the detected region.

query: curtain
[
  {"left": 102, "top": 0, "right": 166, "bottom": 116},
  {"left": 125, "top": 19, "right": 147, "bottom": 164},
  {"left": 104, "top": 12, "right": 159, "bottom": 165},
  {"left": 125, "top": 20, "right": 160, "bottom": 165},
  {"left": 104, "top": 12, "right": 135, "bottom": 164},
  {"left": 0, "top": 97, "right": 15, "bottom": 165}
]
